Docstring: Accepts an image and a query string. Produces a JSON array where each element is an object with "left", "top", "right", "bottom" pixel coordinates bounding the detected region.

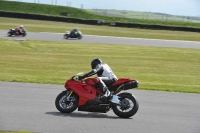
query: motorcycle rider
[
  {"left": 15, "top": 25, "right": 24, "bottom": 35},
  {"left": 70, "top": 28, "right": 79, "bottom": 36},
  {"left": 79, "top": 58, "right": 120, "bottom": 104}
]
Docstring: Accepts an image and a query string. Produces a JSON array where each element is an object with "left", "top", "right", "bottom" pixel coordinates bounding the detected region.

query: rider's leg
[
  {"left": 97, "top": 77, "right": 120, "bottom": 104},
  {"left": 97, "top": 78, "right": 111, "bottom": 97}
]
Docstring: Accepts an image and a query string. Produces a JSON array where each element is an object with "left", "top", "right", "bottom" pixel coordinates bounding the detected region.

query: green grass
[
  {"left": 1, "top": 17, "right": 200, "bottom": 41},
  {"left": 0, "top": 39, "right": 200, "bottom": 93},
  {"left": 1, "top": 1, "right": 200, "bottom": 28},
  {"left": 0, "top": 131, "right": 32, "bottom": 133}
]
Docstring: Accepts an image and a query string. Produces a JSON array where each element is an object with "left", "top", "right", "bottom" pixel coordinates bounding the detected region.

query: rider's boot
[
  {"left": 100, "top": 87, "right": 111, "bottom": 101},
  {"left": 103, "top": 88, "right": 111, "bottom": 97},
  {"left": 101, "top": 87, "right": 120, "bottom": 105},
  {"left": 110, "top": 95, "right": 121, "bottom": 105}
]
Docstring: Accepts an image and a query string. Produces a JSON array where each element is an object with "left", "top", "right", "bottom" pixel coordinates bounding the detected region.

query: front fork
[{"left": 66, "top": 90, "right": 73, "bottom": 101}]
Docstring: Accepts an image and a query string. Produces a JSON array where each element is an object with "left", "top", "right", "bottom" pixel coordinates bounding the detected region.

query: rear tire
[
  {"left": 112, "top": 93, "right": 139, "bottom": 118},
  {"left": 55, "top": 91, "right": 78, "bottom": 113}
]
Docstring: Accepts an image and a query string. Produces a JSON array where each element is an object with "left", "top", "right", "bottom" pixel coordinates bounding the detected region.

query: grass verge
[
  {"left": 1, "top": 17, "right": 200, "bottom": 41},
  {"left": 0, "top": 39, "right": 200, "bottom": 93},
  {"left": 0, "top": 131, "right": 32, "bottom": 133}
]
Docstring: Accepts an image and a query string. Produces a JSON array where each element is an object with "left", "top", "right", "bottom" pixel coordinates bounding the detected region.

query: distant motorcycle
[
  {"left": 7, "top": 28, "right": 27, "bottom": 37},
  {"left": 64, "top": 31, "right": 83, "bottom": 39}
]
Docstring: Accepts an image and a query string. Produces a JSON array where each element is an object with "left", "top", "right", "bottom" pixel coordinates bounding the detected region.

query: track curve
[{"left": 0, "top": 30, "right": 200, "bottom": 49}]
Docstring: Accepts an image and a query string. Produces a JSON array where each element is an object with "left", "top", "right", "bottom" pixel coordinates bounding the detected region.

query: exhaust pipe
[
  {"left": 123, "top": 80, "right": 138, "bottom": 90},
  {"left": 112, "top": 80, "right": 139, "bottom": 95}
]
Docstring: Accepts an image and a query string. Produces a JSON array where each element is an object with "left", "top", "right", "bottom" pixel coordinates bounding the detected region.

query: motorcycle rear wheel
[
  {"left": 55, "top": 91, "right": 78, "bottom": 113},
  {"left": 112, "top": 93, "right": 139, "bottom": 118}
]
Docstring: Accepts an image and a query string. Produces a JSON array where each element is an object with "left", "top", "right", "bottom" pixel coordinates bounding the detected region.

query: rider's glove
[{"left": 78, "top": 76, "right": 83, "bottom": 81}]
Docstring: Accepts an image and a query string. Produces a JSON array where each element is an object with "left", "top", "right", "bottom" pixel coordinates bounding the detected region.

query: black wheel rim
[
  {"left": 59, "top": 95, "right": 76, "bottom": 109},
  {"left": 116, "top": 98, "right": 134, "bottom": 112}
]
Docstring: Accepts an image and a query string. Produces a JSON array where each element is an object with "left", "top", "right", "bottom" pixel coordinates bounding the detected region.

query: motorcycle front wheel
[
  {"left": 78, "top": 35, "right": 82, "bottom": 39},
  {"left": 7, "top": 32, "right": 12, "bottom": 37},
  {"left": 64, "top": 34, "right": 69, "bottom": 39},
  {"left": 55, "top": 91, "right": 79, "bottom": 113},
  {"left": 112, "top": 93, "right": 139, "bottom": 118},
  {"left": 22, "top": 32, "right": 26, "bottom": 37}
]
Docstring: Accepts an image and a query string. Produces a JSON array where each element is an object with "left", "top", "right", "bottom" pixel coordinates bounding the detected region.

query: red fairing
[
  {"left": 65, "top": 79, "right": 98, "bottom": 106},
  {"left": 64, "top": 77, "right": 135, "bottom": 106},
  {"left": 84, "top": 78, "right": 100, "bottom": 86},
  {"left": 112, "top": 78, "right": 135, "bottom": 86}
]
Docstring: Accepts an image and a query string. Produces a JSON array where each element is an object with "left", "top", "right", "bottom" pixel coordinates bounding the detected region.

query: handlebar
[{"left": 71, "top": 72, "right": 84, "bottom": 81}]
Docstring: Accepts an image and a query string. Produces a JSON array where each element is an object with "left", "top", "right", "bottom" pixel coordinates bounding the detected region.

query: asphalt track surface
[
  {"left": 0, "top": 82, "right": 200, "bottom": 133},
  {"left": 0, "top": 30, "right": 200, "bottom": 48},
  {"left": 0, "top": 30, "right": 200, "bottom": 133}
]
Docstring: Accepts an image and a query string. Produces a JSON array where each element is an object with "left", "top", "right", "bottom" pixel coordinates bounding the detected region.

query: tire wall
[{"left": 1, "top": 11, "right": 200, "bottom": 32}]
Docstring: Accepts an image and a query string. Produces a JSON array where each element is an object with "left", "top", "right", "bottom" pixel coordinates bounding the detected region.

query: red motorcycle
[
  {"left": 55, "top": 73, "right": 139, "bottom": 118},
  {"left": 7, "top": 28, "right": 27, "bottom": 37}
]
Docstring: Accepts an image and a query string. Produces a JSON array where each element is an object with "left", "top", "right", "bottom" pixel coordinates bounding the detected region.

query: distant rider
[
  {"left": 78, "top": 58, "right": 120, "bottom": 104},
  {"left": 15, "top": 25, "right": 24, "bottom": 35},
  {"left": 70, "top": 28, "right": 79, "bottom": 36}
]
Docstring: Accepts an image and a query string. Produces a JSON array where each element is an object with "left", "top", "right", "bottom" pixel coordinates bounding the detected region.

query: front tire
[
  {"left": 112, "top": 93, "right": 139, "bottom": 118},
  {"left": 78, "top": 35, "right": 82, "bottom": 39},
  {"left": 64, "top": 34, "right": 69, "bottom": 39},
  {"left": 55, "top": 91, "right": 78, "bottom": 113},
  {"left": 7, "top": 32, "right": 12, "bottom": 37},
  {"left": 22, "top": 32, "right": 26, "bottom": 37}
]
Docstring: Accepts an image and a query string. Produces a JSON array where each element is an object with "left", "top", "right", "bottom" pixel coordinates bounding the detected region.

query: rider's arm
[{"left": 82, "top": 64, "right": 103, "bottom": 79}]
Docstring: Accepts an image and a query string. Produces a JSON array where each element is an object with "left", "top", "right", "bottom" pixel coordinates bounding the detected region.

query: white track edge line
[{"left": 38, "top": 32, "right": 200, "bottom": 43}]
